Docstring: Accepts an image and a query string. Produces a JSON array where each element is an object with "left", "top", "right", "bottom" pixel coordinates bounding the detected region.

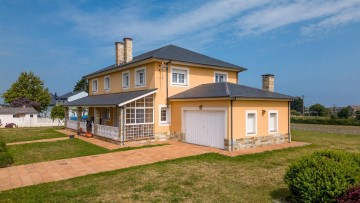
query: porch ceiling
[{"left": 63, "top": 89, "right": 157, "bottom": 107}]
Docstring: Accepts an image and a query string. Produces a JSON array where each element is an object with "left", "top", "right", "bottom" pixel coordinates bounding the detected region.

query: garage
[{"left": 183, "top": 109, "right": 226, "bottom": 149}]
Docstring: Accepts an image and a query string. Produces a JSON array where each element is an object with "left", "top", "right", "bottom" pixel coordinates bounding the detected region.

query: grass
[
  {"left": 7, "top": 139, "right": 167, "bottom": 165},
  {"left": 0, "top": 127, "right": 66, "bottom": 143},
  {"left": 1, "top": 130, "right": 360, "bottom": 202}
]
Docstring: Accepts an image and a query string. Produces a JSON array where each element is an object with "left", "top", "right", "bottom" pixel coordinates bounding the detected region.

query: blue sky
[{"left": 1, "top": 0, "right": 360, "bottom": 107}]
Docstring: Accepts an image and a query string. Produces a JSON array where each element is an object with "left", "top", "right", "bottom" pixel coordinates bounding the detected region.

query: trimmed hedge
[
  {"left": 0, "top": 141, "right": 13, "bottom": 168},
  {"left": 284, "top": 150, "right": 360, "bottom": 202},
  {"left": 291, "top": 117, "right": 360, "bottom": 126}
]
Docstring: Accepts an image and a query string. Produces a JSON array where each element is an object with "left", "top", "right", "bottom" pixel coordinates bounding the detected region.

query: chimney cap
[
  {"left": 123, "top": 37, "right": 133, "bottom": 41},
  {"left": 115, "top": 41, "right": 124, "bottom": 44},
  {"left": 261, "top": 74, "right": 275, "bottom": 77}
]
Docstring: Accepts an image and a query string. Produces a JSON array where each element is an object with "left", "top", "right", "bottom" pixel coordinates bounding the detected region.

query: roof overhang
[{"left": 169, "top": 96, "right": 292, "bottom": 102}]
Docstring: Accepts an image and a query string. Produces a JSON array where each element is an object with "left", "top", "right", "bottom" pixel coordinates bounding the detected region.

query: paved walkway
[
  {"left": 6, "top": 137, "right": 69, "bottom": 146},
  {"left": 0, "top": 141, "right": 308, "bottom": 191}
]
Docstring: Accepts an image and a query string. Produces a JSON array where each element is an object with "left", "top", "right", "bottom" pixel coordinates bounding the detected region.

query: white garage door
[{"left": 184, "top": 110, "right": 225, "bottom": 149}]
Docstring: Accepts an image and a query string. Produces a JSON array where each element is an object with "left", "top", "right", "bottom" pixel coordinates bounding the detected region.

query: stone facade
[
  {"left": 232, "top": 134, "right": 289, "bottom": 150},
  {"left": 115, "top": 42, "right": 124, "bottom": 65},
  {"left": 124, "top": 38, "right": 133, "bottom": 63}
]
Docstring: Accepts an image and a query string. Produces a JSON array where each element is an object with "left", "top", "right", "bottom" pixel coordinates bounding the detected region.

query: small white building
[
  {"left": 57, "top": 91, "right": 88, "bottom": 118},
  {"left": 0, "top": 107, "right": 62, "bottom": 127}
]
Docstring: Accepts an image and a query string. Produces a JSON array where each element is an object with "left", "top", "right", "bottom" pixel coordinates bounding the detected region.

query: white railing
[
  {"left": 91, "top": 122, "right": 94, "bottom": 134},
  {"left": 95, "top": 124, "right": 119, "bottom": 141},
  {"left": 66, "top": 119, "right": 77, "bottom": 130},
  {"left": 79, "top": 121, "right": 87, "bottom": 132}
]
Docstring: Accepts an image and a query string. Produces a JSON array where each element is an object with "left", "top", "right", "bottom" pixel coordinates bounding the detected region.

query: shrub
[
  {"left": 284, "top": 150, "right": 360, "bottom": 203},
  {"left": 0, "top": 152, "right": 13, "bottom": 168},
  {"left": 337, "top": 185, "right": 360, "bottom": 203}
]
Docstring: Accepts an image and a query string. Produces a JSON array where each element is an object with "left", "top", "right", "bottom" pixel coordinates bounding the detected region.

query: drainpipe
[
  {"left": 288, "top": 101, "right": 291, "bottom": 143},
  {"left": 121, "top": 106, "right": 125, "bottom": 145},
  {"left": 165, "top": 61, "right": 171, "bottom": 107},
  {"left": 230, "top": 99, "right": 235, "bottom": 151}
]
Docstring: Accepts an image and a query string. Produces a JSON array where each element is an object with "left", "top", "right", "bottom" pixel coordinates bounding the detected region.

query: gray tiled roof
[
  {"left": 63, "top": 89, "right": 157, "bottom": 107},
  {"left": 58, "top": 91, "right": 81, "bottom": 100},
  {"left": 0, "top": 107, "right": 38, "bottom": 115},
  {"left": 85, "top": 45, "right": 247, "bottom": 77},
  {"left": 169, "top": 82, "right": 293, "bottom": 100}
]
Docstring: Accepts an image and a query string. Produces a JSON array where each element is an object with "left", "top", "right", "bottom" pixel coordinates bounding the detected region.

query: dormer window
[
  {"left": 215, "top": 72, "right": 228, "bottom": 83},
  {"left": 135, "top": 67, "right": 146, "bottom": 87},
  {"left": 104, "top": 76, "right": 110, "bottom": 91}
]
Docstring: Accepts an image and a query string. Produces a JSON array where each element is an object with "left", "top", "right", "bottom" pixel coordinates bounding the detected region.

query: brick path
[
  {"left": 6, "top": 137, "right": 69, "bottom": 146},
  {"left": 0, "top": 141, "right": 308, "bottom": 191}
]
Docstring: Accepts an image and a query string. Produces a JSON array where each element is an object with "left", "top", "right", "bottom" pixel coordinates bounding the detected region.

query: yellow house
[{"left": 64, "top": 38, "right": 293, "bottom": 151}]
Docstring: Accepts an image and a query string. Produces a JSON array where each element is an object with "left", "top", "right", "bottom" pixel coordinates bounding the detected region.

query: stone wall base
[{"left": 232, "top": 134, "right": 289, "bottom": 150}]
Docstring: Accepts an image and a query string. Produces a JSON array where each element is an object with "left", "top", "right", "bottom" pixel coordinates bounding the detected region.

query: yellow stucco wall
[{"left": 232, "top": 100, "right": 290, "bottom": 139}]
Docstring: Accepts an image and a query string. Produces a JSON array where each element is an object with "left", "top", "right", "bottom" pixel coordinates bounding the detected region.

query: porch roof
[{"left": 63, "top": 89, "right": 157, "bottom": 107}]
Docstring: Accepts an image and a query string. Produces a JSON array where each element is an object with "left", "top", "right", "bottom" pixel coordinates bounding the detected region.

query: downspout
[
  {"left": 288, "top": 101, "right": 291, "bottom": 143},
  {"left": 165, "top": 61, "right": 171, "bottom": 107},
  {"left": 121, "top": 106, "right": 125, "bottom": 145},
  {"left": 230, "top": 99, "right": 234, "bottom": 151}
]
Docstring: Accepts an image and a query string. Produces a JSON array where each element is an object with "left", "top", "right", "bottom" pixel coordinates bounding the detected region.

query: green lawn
[
  {"left": 0, "top": 127, "right": 65, "bottom": 143},
  {"left": 1, "top": 130, "right": 359, "bottom": 202}
]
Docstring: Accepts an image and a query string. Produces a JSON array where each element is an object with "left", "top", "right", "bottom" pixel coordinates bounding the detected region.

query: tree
[
  {"left": 337, "top": 107, "right": 350, "bottom": 119},
  {"left": 2, "top": 72, "right": 50, "bottom": 112},
  {"left": 50, "top": 105, "right": 65, "bottom": 121},
  {"left": 355, "top": 111, "right": 360, "bottom": 121},
  {"left": 73, "top": 78, "right": 88, "bottom": 93},
  {"left": 10, "top": 97, "right": 41, "bottom": 110},
  {"left": 291, "top": 97, "right": 304, "bottom": 114},
  {"left": 309, "top": 103, "right": 327, "bottom": 117}
]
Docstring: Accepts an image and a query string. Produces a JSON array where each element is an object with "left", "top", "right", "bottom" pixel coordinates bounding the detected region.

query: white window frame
[
  {"left": 122, "top": 71, "right": 130, "bottom": 89},
  {"left": 171, "top": 66, "right": 189, "bottom": 87},
  {"left": 92, "top": 79, "right": 98, "bottom": 93},
  {"left": 245, "top": 110, "right": 257, "bottom": 136},
  {"left": 214, "top": 71, "right": 228, "bottom": 83},
  {"left": 135, "top": 67, "right": 146, "bottom": 87},
  {"left": 104, "top": 75, "right": 110, "bottom": 91},
  {"left": 268, "top": 110, "right": 279, "bottom": 134},
  {"left": 125, "top": 95, "right": 154, "bottom": 125},
  {"left": 159, "top": 105, "right": 171, "bottom": 126}
]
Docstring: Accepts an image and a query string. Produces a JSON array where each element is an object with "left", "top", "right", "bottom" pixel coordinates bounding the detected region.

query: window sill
[
  {"left": 171, "top": 83, "right": 188, "bottom": 87},
  {"left": 135, "top": 84, "right": 146, "bottom": 88},
  {"left": 246, "top": 133, "right": 257, "bottom": 137},
  {"left": 159, "top": 122, "right": 170, "bottom": 126}
]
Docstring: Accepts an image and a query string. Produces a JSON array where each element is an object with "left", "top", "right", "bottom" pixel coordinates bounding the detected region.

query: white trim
[
  {"left": 104, "top": 75, "right": 110, "bottom": 91},
  {"left": 159, "top": 105, "right": 171, "bottom": 126},
  {"left": 245, "top": 110, "right": 257, "bottom": 136},
  {"left": 92, "top": 79, "right": 98, "bottom": 93},
  {"left": 214, "top": 71, "right": 228, "bottom": 83},
  {"left": 122, "top": 71, "right": 130, "bottom": 89},
  {"left": 118, "top": 90, "right": 157, "bottom": 107},
  {"left": 268, "top": 110, "right": 279, "bottom": 134},
  {"left": 135, "top": 67, "right": 146, "bottom": 88},
  {"left": 170, "top": 66, "right": 189, "bottom": 87},
  {"left": 181, "top": 107, "right": 227, "bottom": 139}
]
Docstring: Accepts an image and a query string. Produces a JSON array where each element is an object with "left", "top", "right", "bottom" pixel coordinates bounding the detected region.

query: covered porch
[{"left": 63, "top": 89, "right": 157, "bottom": 144}]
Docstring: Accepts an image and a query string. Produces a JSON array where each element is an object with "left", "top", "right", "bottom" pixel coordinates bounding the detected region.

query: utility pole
[{"left": 302, "top": 95, "right": 305, "bottom": 118}]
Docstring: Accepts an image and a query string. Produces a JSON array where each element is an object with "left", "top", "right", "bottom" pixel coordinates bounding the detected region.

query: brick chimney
[
  {"left": 123, "top": 37, "right": 133, "bottom": 63},
  {"left": 115, "top": 42, "right": 124, "bottom": 65},
  {"left": 262, "top": 74, "right": 275, "bottom": 92}
]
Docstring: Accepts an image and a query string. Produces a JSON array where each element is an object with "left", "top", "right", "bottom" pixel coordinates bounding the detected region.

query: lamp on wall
[
  {"left": 199, "top": 105, "right": 203, "bottom": 110},
  {"left": 262, "top": 109, "right": 266, "bottom": 115}
]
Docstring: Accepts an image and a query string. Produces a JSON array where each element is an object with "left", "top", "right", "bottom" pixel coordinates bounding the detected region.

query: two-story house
[{"left": 64, "top": 38, "right": 293, "bottom": 151}]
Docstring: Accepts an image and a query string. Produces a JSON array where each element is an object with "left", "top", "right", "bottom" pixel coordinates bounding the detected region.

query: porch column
[
  {"left": 77, "top": 107, "right": 82, "bottom": 131},
  {"left": 64, "top": 107, "right": 69, "bottom": 128},
  {"left": 94, "top": 107, "right": 100, "bottom": 135},
  {"left": 116, "top": 107, "right": 124, "bottom": 143}
]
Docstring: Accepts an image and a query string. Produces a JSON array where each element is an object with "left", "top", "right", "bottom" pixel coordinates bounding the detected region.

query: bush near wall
[
  {"left": 0, "top": 141, "right": 14, "bottom": 168},
  {"left": 284, "top": 150, "right": 360, "bottom": 203},
  {"left": 291, "top": 117, "right": 360, "bottom": 126}
]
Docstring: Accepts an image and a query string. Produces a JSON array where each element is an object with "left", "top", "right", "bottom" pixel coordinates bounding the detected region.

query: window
[
  {"left": 246, "top": 111, "right": 257, "bottom": 135},
  {"left": 215, "top": 72, "right": 228, "bottom": 83},
  {"left": 92, "top": 79, "right": 98, "bottom": 92},
  {"left": 159, "top": 105, "right": 171, "bottom": 125},
  {"left": 171, "top": 67, "right": 188, "bottom": 86},
  {"left": 122, "top": 71, "right": 130, "bottom": 88},
  {"left": 104, "top": 76, "right": 110, "bottom": 91},
  {"left": 269, "top": 111, "right": 278, "bottom": 133},
  {"left": 125, "top": 95, "right": 153, "bottom": 124},
  {"left": 103, "top": 108, "right": 110, "bottom": 120},
  {"left": 135, "top": 68, "right": 146, "bottom": 87}
]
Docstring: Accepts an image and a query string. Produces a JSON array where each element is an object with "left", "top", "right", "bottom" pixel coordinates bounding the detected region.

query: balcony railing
[
  {"left": 66, "top": 119, "right": 77, "bottom": 130},
  {"left": 95, "top": 124, "right": 120, "bottom": 141}
]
